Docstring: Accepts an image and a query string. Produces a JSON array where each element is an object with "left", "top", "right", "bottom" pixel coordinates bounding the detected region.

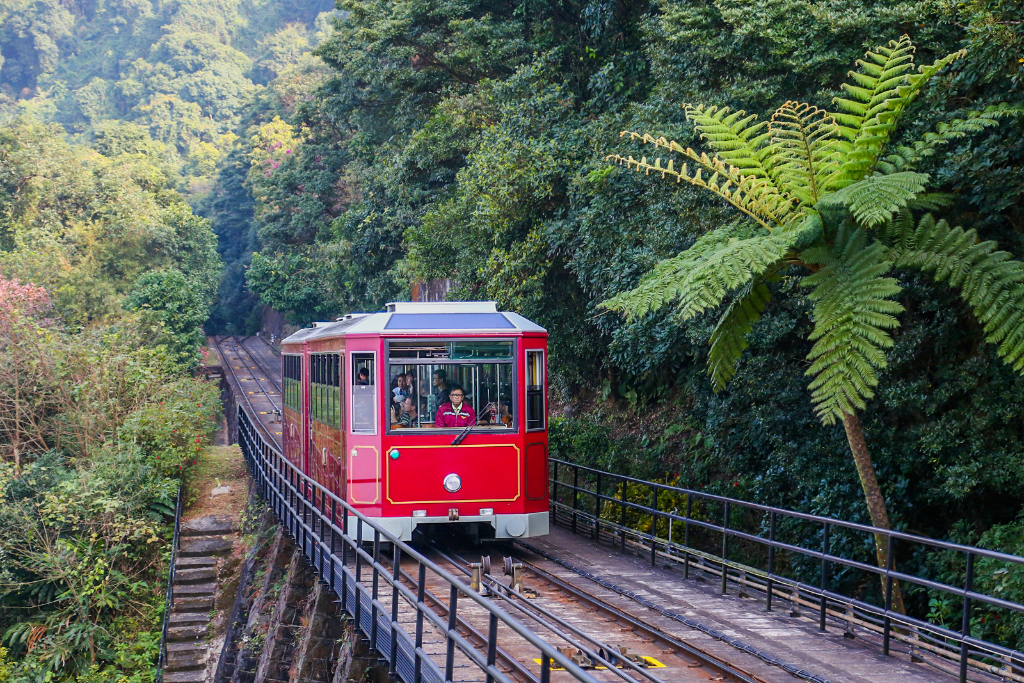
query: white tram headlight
[
  {"left": 443, "top": 473, "right": 462, "bottom": 493},
  {"left": 479, "top": 508, "right": 494, "bottom": 516},
  {"left": 412, "top": 510, "right": 427, "bottom": 518}
]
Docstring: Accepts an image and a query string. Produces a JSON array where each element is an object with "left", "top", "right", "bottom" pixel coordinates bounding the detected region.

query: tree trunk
[{"left": 841, "top": 411, "right": 906, "bottom": 616}]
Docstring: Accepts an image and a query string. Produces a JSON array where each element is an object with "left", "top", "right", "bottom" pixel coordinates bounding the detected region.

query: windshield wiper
[{"left": 451, "top": 424, "right": 474, "bottom": 446}]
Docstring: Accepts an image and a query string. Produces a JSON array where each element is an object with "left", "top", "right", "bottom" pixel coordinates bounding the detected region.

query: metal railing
[
  {"left": 549, "top": 458, "right": 1024, "bottom": 683},
  {"left": 156, "top": 482, "right": 184, "bottom": 683},
  {"left": 237, "top": 406, "right": 599, "bottom": 683}
]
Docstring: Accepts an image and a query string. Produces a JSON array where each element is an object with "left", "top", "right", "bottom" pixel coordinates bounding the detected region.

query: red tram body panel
[{"left": 281, "top": 302, "right": 549, "bottom": 541}]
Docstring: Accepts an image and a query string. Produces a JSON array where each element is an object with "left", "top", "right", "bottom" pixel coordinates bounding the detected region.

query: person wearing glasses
[{"left": 433, "top": 386, "right": 475, "bottom": 427}]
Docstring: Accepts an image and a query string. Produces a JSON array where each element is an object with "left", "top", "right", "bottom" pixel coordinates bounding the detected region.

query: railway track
[
  {"left": 421, "top": 543, "right": 768, "bottom": 683},
  {"left": 214, "top": 336, "right": 283, "bottom": 446}
]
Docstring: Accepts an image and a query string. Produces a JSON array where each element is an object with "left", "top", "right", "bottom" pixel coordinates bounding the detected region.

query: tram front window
[{"left": 388, "top": 341, "right": 514, "bottom": 430}]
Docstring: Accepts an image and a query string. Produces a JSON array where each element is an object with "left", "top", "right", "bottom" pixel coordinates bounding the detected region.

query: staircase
[{"left": 162, "top": 517, "right": 236, "bottom": 683}]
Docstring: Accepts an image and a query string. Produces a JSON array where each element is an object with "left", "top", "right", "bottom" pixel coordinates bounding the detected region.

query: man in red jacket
[{"left": 434, "top": 388, "right": 476, "bottom": 428}]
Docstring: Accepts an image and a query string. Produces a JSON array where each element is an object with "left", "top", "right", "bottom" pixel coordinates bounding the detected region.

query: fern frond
[
  {"left": 609, "top": 133, "right": 798, "bottom": 229},
  {"left": 601, "top": 223, "right": 810, "bottom": 321},
  {"left": 830, "top": 36, "right": 965, "bottom": 186},
  {"left": 878, "top": 104, "right": 1024, "bottom": 173},
  {"left": 801, "top": 225, "right": 904, "bottom": 424},
  {"left": 768, "top": 101, "right": 842, "bottom": 204},
  {"left": 817, "top": 171, "right": 928, "bottom": 227},
  {"left": 881, "top": 214, "right": 1024, "bottom": 371},
  {"left": 684, "top": 104, "right": 778, "bottom": 181},
  {"left": 707, "top": 278, "right": 773, "bottom": 391}
]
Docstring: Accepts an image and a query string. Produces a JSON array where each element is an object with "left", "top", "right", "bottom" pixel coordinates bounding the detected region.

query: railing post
[
  {"left": 766, "top": 510, "right": 776, "bottom": 612},
  {"left": 541, "top": 654, "right": 551, "bottom": 683},
  {"left": 820, "top": 522, "right": 830, "bottom": 632},
  {"left": 445, "top": 585, "right": 458, "bottom": 682},
  {"left": 571, "top": 465, "right": 579, "bottom": 535},
  {"left": 651, "top": 486, "right": 658, "bottom": 567},
  {"left": 485, "top": 612, "right": 498, "bottom": 683},
  {"left": 620, "top": 477, "right": 627, "bottom": 552},
  {"left": 960, "top": 551, "right": 974, "bottom": 683},
  {"left": 390, "top": 544, "right": 401, "bottom": 677},
  {"left": 594, "top": 472, "right": 602, "bottom": 541},
  {"left": 883, "top": 535, "right": 896, "bottom": 655},
  {"left": 684, "top": 494, "right": 692, "bottom": 580},
  {"left": 354, "top": 520, "right": 363, "bottom": 630},
  {"left": 721, "top": 501, "right": 730, "bottom": 594},
  {"left": 341, "top": 507, "right": 349, "bottom": 613},
  {"left": 415, "top": 563, "right": 426, "bottom": 683},
  {"left": 552, "top": 460, "right": 559, "bottom": 519},
  {"left": 370, "top": 530, "right": 380, "bottom": 650}
]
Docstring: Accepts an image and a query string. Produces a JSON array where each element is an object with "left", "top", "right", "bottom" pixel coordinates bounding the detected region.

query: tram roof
[{"left": 282, "top": 302, "right": 545, "bottom": 344}]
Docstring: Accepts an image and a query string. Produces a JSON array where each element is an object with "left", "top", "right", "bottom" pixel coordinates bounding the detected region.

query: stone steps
[
  {"left": 163, "top": 671, "right": 207, "bottom": 683},
  {"left": 176, "top": 555, "right": 218, "bottom": 569},
  {"left": 174, "top": 582, "right": 217, "bottom": 597},
  {"left": 174, "top": 595, "right": 214, "bottom": 612},
  {"left": 180, "top": 537, "right": 232, "bottom": 557},
  {"left": 168, "top": 624, "right": 209, "bottom": 642},
  {"left": 170, "top": 611, "right": 210, "bottom": 627},
  {"left": 174, "top": 567, "right": 218, "bottom": 585},
  {"left": 181, "top": 515, "right": 238, "bottom": 537}
]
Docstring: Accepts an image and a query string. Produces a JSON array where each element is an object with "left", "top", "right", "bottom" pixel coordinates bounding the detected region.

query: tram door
[{"left": 347, "top": 350, "right": 381, "bottom": 513}]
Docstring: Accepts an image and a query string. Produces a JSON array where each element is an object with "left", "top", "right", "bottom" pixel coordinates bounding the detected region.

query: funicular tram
[{"left": 280, "top": 302, "right": 549, "bottom": 541}]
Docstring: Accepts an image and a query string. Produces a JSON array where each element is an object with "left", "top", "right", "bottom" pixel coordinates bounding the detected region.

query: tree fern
[
  {"left": 830, "top": 36, "right": 965, "bottom": 186},
  {"left": 602, "top": 223, "right": 813, "bottom": 321},
  {"left": 768, "top": 101, "right": 842, "bottom": 203},
  {"left": 707, "top": 278, "right": 773, "bottom": 391},
  {"left": 607, "top": 133, "right": 795, "bottom": 230},
  {"left": 881, "top": 214, "right": 1024, "bottom": 370},
  {"left": 818, "top": 171, "right": 929, "bottom": 227},
  {"left": 802, "top": 226, "right": 904, "bottom": 424},
  {"left": 878, "top": 104, "right": 1024, "bottom": 174}
]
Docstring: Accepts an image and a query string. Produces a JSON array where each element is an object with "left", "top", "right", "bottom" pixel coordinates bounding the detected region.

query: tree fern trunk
[{"left": 842, "top": 412, "right": 907, "bottom": 616}]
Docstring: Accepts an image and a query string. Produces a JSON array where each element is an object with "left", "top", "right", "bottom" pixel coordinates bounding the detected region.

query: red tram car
[{"left": 280, "top": 301, "right": 549, "bottom": 541}]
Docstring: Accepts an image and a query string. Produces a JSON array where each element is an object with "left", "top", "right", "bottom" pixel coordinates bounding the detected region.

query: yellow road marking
[{"left": 533, "top": 657, "right": 665, "bottom": 670}]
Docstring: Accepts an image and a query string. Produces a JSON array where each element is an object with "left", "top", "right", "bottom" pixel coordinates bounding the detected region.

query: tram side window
[
  {"left": 351, "top": 353, "right": 375, "bottom": 433},
  {"left": 283, "top": 355, "right": 302, "bottom": 412},
  {"left": 526, "top": 350, "right": 545, "bottom": 431},
  {"left": 310, "top": 353, "right": 342, "bottom": 426}
]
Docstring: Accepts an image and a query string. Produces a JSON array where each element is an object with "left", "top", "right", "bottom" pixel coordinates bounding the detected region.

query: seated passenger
[
  {"left": 357, "top": 367, "right": 370, "bottom": 385},
  {"left": 398, "top": 396, "right": 418, "bottom": 427},
  {"left": 434, "top": 388, "right": 475, "bottom": 428}
]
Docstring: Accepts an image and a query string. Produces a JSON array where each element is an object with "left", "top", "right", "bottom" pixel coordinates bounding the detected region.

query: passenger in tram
[
  {"left": 357, "top": 367, "right": 370, "bottom": 385},
  {"left": 392, "top": 372, "right": 412, "bottom": 404},
  {"left": 434, "top": 387, "right": 475, "bottom": 427},
  {"left": 397, "top": 396, "right": 418, "bottom": 427},
  {"left": 427, "top": 369, "right": 449, "bottom": 419}
]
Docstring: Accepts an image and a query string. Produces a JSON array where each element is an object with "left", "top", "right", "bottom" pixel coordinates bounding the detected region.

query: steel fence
[
  {"left": 549, "top": 458, "right": 1024, "bottom": 683},
  {"left": 155, "top": 483, "right": 183, "bottom": 683},
  {"left": 238, "top": 406, "right": 598, "bottom": 683}
]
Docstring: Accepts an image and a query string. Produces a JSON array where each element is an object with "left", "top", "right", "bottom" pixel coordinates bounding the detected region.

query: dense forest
[
  {"left": 0, "top": 1, "right": 333, "bottom": 680},
  {"left": 2, "top": 0, "right": 1024, "bottom": 678}
]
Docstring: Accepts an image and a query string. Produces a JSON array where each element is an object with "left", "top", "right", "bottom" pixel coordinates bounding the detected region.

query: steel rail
[
  {"left": 237, "top": 406, "right": 602, "bottom": 683},
  {"left": 213, "top": 336, "right": 280, "bottom": 446},
  {"left": 230, "top": 335, "right": 282, "bottom": 407},
  {"left": 549, "top": 458, "right": 1024, "bottom": 683},
  {"left": 390, "top": 559, "right": 539, "bottom": 683},
  {"left": 434, "top": 546, "right": 667, "bottom": 683}
]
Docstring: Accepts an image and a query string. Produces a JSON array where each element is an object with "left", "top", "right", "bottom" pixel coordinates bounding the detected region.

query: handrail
[
  {"left": 237, "top": 406, "right": 599, "bottom": 683},
  {"left": 155, "top": 482, "right": 183, "bottom": 683},
  {"left": 549, "top": 458, "right": 1024, "bottom": 683}
]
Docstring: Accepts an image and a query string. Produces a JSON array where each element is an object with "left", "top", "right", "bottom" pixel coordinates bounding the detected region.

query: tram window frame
[
  {"left": 283, "top": 354, "right": 302, "bottom": 413},
  {"left": 309, "top": 352, "right": 342, "bottom": 427},
  {"left": 350, "top": 352, "right": 376, "bottom": 434},
  {"left": 384, "top": 339, "right": 517, "bottom": 434},
  {"left": 525, "top": 349, "right": 545, "bottom": 432}
]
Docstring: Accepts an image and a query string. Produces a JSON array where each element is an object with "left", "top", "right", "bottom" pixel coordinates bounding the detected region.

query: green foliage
[
  {"left": 603, "top": 36, "right": 1024, "bottom": 425},
  {"left": 124, "top": 269, "right": 211, "bottom": 369},
  {"left": 0, "top": 296, "right": 218, "bottom": 680}
]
